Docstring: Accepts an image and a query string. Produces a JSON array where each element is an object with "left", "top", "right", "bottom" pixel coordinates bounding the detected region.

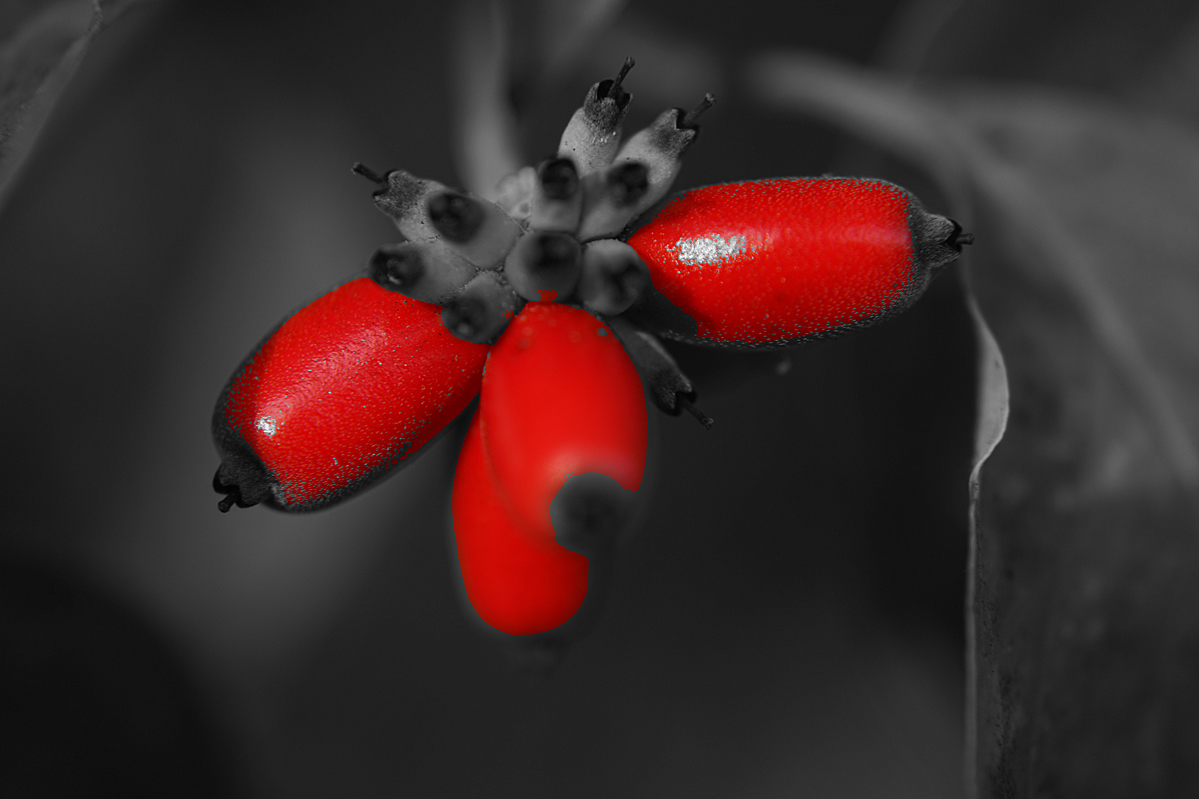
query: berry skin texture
[
  {"left": 480, "top": 303, "right": 648, "bottom": 555},
  {"left": 452, "top": 413, "right": 591, "bottom": 637},
  {"left": 213, "top": 277, "right": 489, "bottom": 512},
  {"left": 627, "top": 177, "right": 966, "bottom": 348}
]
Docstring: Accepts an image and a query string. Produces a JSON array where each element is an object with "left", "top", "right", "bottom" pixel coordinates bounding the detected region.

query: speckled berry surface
[
  {"left": 480, "top": 302, "right": 647, "bottom": 543},
  {"left": 452, "top": 414, "right": 590, "bottom": 636},
  {"left": 628, "top": 178, "right": 919, "bottom": 347},
  {"left": 216, "top": 278, "right": 488, "bottom": 510}
]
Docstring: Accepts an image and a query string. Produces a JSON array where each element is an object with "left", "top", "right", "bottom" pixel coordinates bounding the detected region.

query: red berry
[
  {"left": 452, "top": 412, "right": 590, "bottom": 636},
  {"left": 627, "top": 178, "right": 967, "bottom": 348},
  {"left": 213, "top": 277, "right": 489, "bottom": 511},
  {"left": 480, "top": 303, "right": 647, "bottom": 555}
]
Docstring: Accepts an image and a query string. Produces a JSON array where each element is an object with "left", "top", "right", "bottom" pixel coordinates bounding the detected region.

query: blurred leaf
[
  {"left": 579, "top": 7, "right": 727, "bottom": 112},
  {"left": 1132, "top": 11, "right": 1199, "bottom": 127},
  {"left": 451, "top": 0, "right": 631, "bottom": 197},
  {"left": 905, "top": 0, "right": 1199, "bottom": 141},
  {"left": 911, "top": 0, "right": 1199, "bottom": 102},
  {"left": 0, "top": 558, "right": 246, "bottom": 797},
  {"left": 452, "top": 0, "right": 522, "bottom": 197},
  {"left": 0, "top": 0, "right": 145, "bottom": 208},
  {"left": 525, "top": 0, "right": 628, "bottom": 90},
  {"left": 750, "top": 52, "right": 1199, "bottom": 797}
]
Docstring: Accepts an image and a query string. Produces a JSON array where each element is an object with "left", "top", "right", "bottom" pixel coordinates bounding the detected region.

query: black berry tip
[
  {"left": 946, "top": 219, "right": 974, "bottom": 252},
  {"left": 549, "top": 473, "right": 635, "bottom": 556},
  {"left": 213, "top": 468, "right": 254, "bottom": 512}
]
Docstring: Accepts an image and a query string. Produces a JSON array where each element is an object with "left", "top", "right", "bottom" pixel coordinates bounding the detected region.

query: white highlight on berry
[
  {"left": 671, "top": 234, "right": 750, "bottom": 265},
  {"left": 255, "top": 416, "right": 278, "bottom": 438}
]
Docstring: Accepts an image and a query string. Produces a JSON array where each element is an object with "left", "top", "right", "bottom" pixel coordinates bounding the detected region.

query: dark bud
[
  {"left": 533, "top": 232, "right": 580, "bottom": 269},
  {"left": 578, "top": 239, "right": 651, "bottom": 316},
  {"left": 505, "top": 231, "right": 583, "bottom": 303},
  {"left": 441, "top": 272, "right": 522, "bottom": 343},
  {"left": 538, "top": 158, "right": 580, "bottom": 201},
  {"left": 369, "top": 244, "right": 424, "bottom": 292},
  {"left": 606, "top": 316, "right": 712, "bottom": 428},
  {"left": 367, "top": 240, "right": 478, "bottom": 304},
  {"left": 427, "top": 191, "right": 485, "bottom": 243},
  {"left": 606, "top": 161, "right": 649, "bottom": 207},
  {"left": 442, "top": 295, "right": 488, "bottom": 341},
  {"left": 531, "top": 158, "right": 584, "bottom": 232}
]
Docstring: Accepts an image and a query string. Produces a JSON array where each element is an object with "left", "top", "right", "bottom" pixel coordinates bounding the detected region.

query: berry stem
[
  {"left": 613, "top": 57, "right": 635, "bottom": 91},
  {"left": 677, "top": 395, "right": 714, "bottom": 429},
  {"left": 352, "top": 162, "right": 388, "bottom": 187},
  {"left": 679, "top": 93, "right": 716, "bottom": 129}
]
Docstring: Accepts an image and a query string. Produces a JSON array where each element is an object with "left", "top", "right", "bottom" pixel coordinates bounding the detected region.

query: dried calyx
[{"left": 354, "top": 61, "right": 715, "bottom": 426}]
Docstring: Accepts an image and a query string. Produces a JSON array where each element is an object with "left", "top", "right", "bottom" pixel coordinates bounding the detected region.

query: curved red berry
[
  {"left": 626, "top": 178, "right": 967, "bottom": 348},
  {"left": 480, "top": 303, "right": 647, "bottom": 554},
  {"left": 213, "top": 277, "right": 489, "bottom": 511},
  {"left": 452, "top": 412, "right": 590, "bottom": 636}
]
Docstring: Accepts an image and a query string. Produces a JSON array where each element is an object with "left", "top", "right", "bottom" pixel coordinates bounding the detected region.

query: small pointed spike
[
  {"left": 677, "top": 395, "right": 714, "bottom": 429},
  {"left": 613, "top": 57, "right": 635, "bottom": 90},
  {"left": 679, "top": 93, "right": 715, "bottom": 129},
  {"left": 351, "top": 162, "right": 388, "bottom": 187}
]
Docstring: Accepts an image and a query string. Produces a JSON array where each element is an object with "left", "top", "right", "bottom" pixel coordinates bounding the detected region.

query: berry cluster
[
  {"left": 211, "top": 61, "right": 971, "bottom": 640},
  {"left": 357, "top": 58, "right": 708, "bottom": 348}
]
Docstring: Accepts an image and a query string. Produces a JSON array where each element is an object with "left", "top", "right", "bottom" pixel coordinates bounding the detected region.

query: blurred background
[{"left": 0, "top": 0, "right": 983, "bottom": 795}]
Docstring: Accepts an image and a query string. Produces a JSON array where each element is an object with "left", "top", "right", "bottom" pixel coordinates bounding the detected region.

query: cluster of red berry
[{"left": 211, "top": 61, "right": 971, "bottom": 641}]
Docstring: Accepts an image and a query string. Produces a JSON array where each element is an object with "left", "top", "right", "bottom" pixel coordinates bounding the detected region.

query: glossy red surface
[
  {"left": 480, "top": 303, "right": 647, "bottom": 543},
  {"left": 452, "top": 413, "right": 590, "bottom": 636},
  {"left": 628, "top": 178, "right": 916, "bottom": 345},
  {"left": 222, "top": 278, "right": 488, "bottom": 508}
]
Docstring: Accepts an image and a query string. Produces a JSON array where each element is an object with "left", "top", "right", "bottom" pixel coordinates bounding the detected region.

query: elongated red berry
[
  {"left": 626, "top": 177, "right": 970, "bottom": 348},
  {"left": 480, "top": 303, "right": 647, "bottom": 555},
  {"left": 452, "top": 412, "right": 590, "bottom": 636},
  {"left": 213, "top": 277, "right": 489, "bottom": 512}
]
